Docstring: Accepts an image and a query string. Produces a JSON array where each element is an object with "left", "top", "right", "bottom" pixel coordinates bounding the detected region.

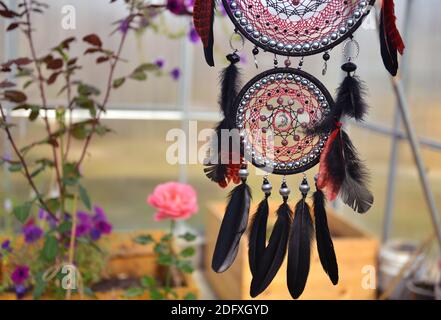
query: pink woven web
[
  {"left": 236, "top": 0, "right": 358, "bottom": 44},
  {"left": 242, "top": 80, "right": 324, "bottom": 164}
]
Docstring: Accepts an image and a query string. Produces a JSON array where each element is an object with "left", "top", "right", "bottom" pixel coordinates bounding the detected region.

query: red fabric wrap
[
  {"left": 193, "top": 0, "right": 214, "bottom": 49},
  {"left": 382, "top": 0, "right": 405, "bottom": 55}
]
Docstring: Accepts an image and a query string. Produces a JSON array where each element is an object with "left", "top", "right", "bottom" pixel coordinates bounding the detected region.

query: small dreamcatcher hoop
[
  {"left": 222, "top": 0, "right": 374, "bottom": 56},
  {"left": 236, "top": 68, "right": 333, "bottom": 175}
]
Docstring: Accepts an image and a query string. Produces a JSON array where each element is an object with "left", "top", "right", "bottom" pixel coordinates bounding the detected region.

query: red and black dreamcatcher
[{"left": 194, "top": 0, "right": 404, "bottom": 299}]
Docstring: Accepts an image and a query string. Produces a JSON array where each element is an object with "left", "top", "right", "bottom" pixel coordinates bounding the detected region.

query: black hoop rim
[{"left": 222, "top": 0, "right": 376, "bottom": 57}]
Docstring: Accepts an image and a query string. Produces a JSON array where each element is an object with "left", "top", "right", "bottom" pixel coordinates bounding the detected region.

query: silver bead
[
  {"left": 262, "top": 183, "right": 272, "bottom": 195},
  {"left": 279, "top": 186, "right": 291, "bottom": 197},
  {"left": 299, "top": 181, "right": 310, "bottom": 195},
  {"left": 238, "top": 168, "right": 249, "bottom": 179}
]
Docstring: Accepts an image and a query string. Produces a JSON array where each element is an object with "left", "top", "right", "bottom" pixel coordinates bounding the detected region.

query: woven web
[
  {"left": 235, "top": 0, "right": 358, "bottom": 44},
  {"left": 242, "top": 80, "right": 325, "bottom": 164}
]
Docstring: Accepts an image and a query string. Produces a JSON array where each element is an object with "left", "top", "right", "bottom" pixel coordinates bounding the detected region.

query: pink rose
[{"left": 147, "top": 182, "right": 198, "bottom": 221}]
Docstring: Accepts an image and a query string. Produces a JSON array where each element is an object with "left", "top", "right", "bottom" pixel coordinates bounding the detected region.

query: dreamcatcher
[{"left": 194, "top": 0, "right": 404, "bottom": 299}]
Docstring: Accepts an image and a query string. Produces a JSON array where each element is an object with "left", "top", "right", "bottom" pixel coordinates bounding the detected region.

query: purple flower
[
  {"left": 1, "top": 239, "right": 12, "bottom": 252},
  {"left": 166, "top": 0, "right": 191, "bottom": 16},
  {"left": 119, "top": 19, "right": 130, "bottom": 34},
  {"left": 90, "top": 207, "right": 112, "bottom": 241},
  {"left": 22, "top": 225, "right": 43, "bottom": 244},
  {"left": 93, "top": 206, "right": 107, "bottom": 221},
  {"left": 188, "top": 26, "right": 200, "bottom": 43},
  {"left": 75, "top": 211, "right": 92, "bottom": 237},
  {"left": 155, "top": 58, "right": 165, "bottom": 69},
  {"left": 11, "top": 265, "right": 30, "bottom": 285},
  {"left": 170, "top": 68, "right": 181, "bottom": 81},
  {"left": 95, "top": 220, "right": 112, "bottom": 235}
]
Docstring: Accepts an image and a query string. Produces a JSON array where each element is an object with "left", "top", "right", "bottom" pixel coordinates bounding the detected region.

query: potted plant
[
  {"left": 0, "top": 0, "right": 195, "bottom": 299},
  {"left": 122, "top": 182, "right": 200, "bottom": 300}
]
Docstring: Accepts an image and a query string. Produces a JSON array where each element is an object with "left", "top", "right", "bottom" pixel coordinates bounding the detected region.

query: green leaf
[
  {"left": 124, "top": 287, "right": 144, "bottom": 298},
  {"left": 179, "top": 232, "right": 197, "bottom": 242},
  {"left": 184, "top": 292, "right": 197, "bottom": 300},
  {"left": 4, "top": 90, "right": 27, "bottom": 103},
  {"left": 129, "top": 71, "right": 147, "bottom": 81},
  {"left": 149, "top": 288, "right": 164, "bottom": 300},
  {"left": 113, "top": 77, "right": 125, "bottom": 89},
  {"left": 71, "top": 123, "right": 88, "bottom": 140},
  {"left": 13, "top": 202, "right": 32, "bottom": 223},
  {"left": 160, "top": 234, "right": 173, "bottom": 242},
  {"left": 63, "top": 163, "right": 80, "bottom": 186},
  {"left": 78, "top": 184, "right": 91, "bottom": 210},
  {"left": 74, "top": 96, "right": 94, "bottom": 110},
  {"left": 29, "top": 107, "right": 39, "bottom": 121},
  {"left": 78, "top": 83, "right": 100, "bottom": 96},
  {"left": 157, "top": 254, "right": 173, "bottom": 266},
  {"left": 180, "top": 247, "right": 195, "bottom": 258},
  {"left": 134, "top": 234, "right": 154, "bottom": 245},
  {"left": 176, "top": 260, "right": 194, "bottom": 274},
  {"left": 42, "top": 235, "right": 58, "bottom": 262},
  {"left": 58, "top": 221, "right": 73, "bottom": 233},
  {"left": 45, "top": 198, "right": 60, "bottom": 213},
  {"left": 134, "top": 63, "right": 159, "bottom": 73},
  {"left": 32, "top": 272, "right": 46, "bottom": 300},
  {"left": 140, "top": 276, "right": 156, "bottom": 288},
  {"left": 8, "top": 163, "right": 22, "bottom": 172}
]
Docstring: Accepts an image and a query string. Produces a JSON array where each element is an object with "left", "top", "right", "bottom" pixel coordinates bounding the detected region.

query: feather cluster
[
  {"left": 204, "top": 53, "right": 242, "bottom": 188},
  {"left": 318, "top": 127, "right": 374, "bottom": 214},
  {"left": 212, "top": 182, "right": 251, "bottom": 273},
  {"left": 380, "top": 0, "right": 405, "bottom": 76},
  {"left": 248, "top": 196, "right": 269, "bottom": 276}
]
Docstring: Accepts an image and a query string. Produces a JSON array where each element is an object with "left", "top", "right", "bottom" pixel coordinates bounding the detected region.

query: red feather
[
  {"left": 382, "top": 0, "right": 405, "bottom": 55},
  {"left": 317, "top": 127, "right": 343, "bottom": 201},
  {"left": 193, "top": 0, "right": 215, "bottom": 66}
]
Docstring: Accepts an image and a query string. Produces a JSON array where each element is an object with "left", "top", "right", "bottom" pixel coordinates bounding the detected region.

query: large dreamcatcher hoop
[
  {"left": 236, "top": 68, "right": 333, "bottom": 175},
  {"left": 194, "top": 0, "right": 405, "bottom": 300},
  {"left": 222, "top": 0, "right": 375, "bottom": 56}
]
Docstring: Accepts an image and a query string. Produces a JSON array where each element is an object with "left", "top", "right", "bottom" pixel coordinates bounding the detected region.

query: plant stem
[
  {"left": 23, "top": 0, "right": 64, "bottom": 201},
  {"left": 66, "top": 192, "right": 78, "bottom": 300},
  {"left": 63, "top": 72, "right": 73, "bottom": 161},
  {"left": 0, "top": 105, "right": 57, "bottom": 221},
  {"left": 164, "top": 220, "right": 175, "bottom": 298},
  {"left": 75, "top": 2, "right": 135, "bottom": 171}
]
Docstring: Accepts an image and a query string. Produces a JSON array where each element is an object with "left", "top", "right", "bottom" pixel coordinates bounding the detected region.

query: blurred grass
[{"left": 1, "top": 116, "right": 440, "bottom": 241}]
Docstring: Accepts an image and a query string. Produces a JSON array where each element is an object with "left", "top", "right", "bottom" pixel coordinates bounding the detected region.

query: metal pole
[
  {"left": 382, "top": 0, "right": 413, "bottom": 243},
  {"left": 390, "top": 78, "right": 441, "bottom": 249}
]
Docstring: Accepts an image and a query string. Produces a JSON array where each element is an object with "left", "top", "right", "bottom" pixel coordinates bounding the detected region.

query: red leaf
[
  {"left": 4, "top": 90, "right": 27, "bottom": 103},
  {"left": 46, "top": 58, "right": 63, "bottom": 70},
  {"left": 14, "top": 57, "right": 32, "bottom": 66},
  {"left": 47, "top": 72, "right": 61, "bottom": 85},
  {"left": 83, "top": 34, "right": 102, "bottom": 47},
  {"left": 96, "top": 56, "right": 110, "bottom": 64},
  {"left": 7, "top": 22, "right": 18, "bottom": 31},
  {"left": 0, "top": 80, "right": 15, "bottom": 88}
]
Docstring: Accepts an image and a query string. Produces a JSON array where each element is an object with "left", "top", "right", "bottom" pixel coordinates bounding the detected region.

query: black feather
[
  {"left": 335, "top": 75, "right": 369, "bottom": 122},
  {"left": 204, "top": 0, "right": 216, "bottom": 67},
  {"left": 250, "top": 201, "right": 291, "bottom": 298},
  {"left": 313, "top": 190, "right": 339, "bottom": 285},
  {"left": 204, "top": 119, "right": 229, "bottom": 185},
  {"left": 248, "top": 196, "right": 269, "bottom": 277},
  {"left": 380, "top": 7, "right": 398, "bottom": 77},
  {"left": 340, "top": 131, "right": 374, "bottom": 213},
  {"left": 287, "top": 198, "right": 313, "bottom": 299},
  {"left": 212, "top": 182, "right": 251, "bottom": 273},
  {"left": 219, "top": 54, "right": 242, "bottom": 128}
]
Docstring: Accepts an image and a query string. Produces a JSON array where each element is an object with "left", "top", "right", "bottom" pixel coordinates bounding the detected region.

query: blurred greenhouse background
[{"left": 1, "top": 0, "right": 441, "bottom": 242}]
